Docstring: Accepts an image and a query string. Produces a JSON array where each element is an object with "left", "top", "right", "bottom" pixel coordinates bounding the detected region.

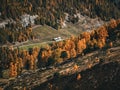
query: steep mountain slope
[
  {"left": 33, "top": 49, "right": 120, "bottom": 90},
  {"left": 0, "top": 0, "right": 120, "bottom": 44},
  {"left": 0, "top": 0, "right": 120, "bottom": 27},
  {"left": 36, "top": 62, "right": 120, "bottom": 90}
]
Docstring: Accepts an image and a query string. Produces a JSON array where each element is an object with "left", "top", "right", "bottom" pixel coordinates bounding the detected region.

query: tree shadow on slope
[
  {"left": 65, "top": 61, "right": 120, "bottom": 90},
  {"left": 34, "top": 61, "right": 120, "bottom": 90}
]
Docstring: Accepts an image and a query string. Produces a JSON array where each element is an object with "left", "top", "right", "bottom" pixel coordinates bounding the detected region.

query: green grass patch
[{"left": 18, "top": 42, "right": 51, "bottom": 51}]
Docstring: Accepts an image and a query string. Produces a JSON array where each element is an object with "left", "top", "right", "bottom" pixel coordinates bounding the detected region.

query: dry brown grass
[{"left": 33, "top": 23, "right": 83, "bottom": 42}]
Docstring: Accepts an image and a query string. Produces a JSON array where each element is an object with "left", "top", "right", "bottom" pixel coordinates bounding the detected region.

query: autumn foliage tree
[
  {"left": 77, "top": 38, "right": 86, "bottom": 54},
  {"left": 9, "top": 62, "right": 17, "bottom": 77},
  {"left": 82, "top": 32, "right": 90, "bottom": 42},
  {"left": 109, "top": 19, "right": 117, "bottom": 29},
  {"left": 96, "top": 26, "right": 108, "bottom": 48},
  {"left": 1, "top": 19, "right": 120, "bottom": 78}
]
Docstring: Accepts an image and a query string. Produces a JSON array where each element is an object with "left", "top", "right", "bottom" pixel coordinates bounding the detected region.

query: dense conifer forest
[{"left": 0, "top": 0, "right": 120, "bottom": 43}]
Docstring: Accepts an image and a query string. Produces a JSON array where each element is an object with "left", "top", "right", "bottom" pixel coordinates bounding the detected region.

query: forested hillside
[
  {"left": 0, "top": 0, "right": 120, "bottom": 27},
  {"left": 0, "top": 1, "right": 120, "bottom": 89},
  {"left": 0, "top": 19, "right": 120, "bottom": 78},
  {"left": 0, "top": 0, "right": 120, "bottom": 44}
]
